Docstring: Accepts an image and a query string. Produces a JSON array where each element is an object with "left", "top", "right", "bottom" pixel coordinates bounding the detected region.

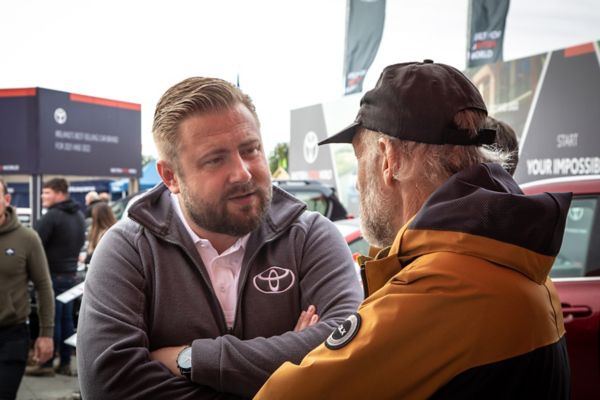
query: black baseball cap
[{"left": 319, "top": 59, "right": 495, "bottom": 146}]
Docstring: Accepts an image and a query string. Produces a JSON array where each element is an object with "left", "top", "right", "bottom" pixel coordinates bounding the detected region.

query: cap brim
[{"left": 318, "top": 122, "right": 359, "bottom": 145}]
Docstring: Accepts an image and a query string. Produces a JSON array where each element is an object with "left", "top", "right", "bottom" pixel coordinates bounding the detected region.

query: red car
[
  {"left": 522, "top": 175, "right": 600, "bottom": 400},
  {"left": 333, "top": 217, "right": 368, "bottom": 257},
  {"left": 335, "top": 175, "right": 600, "bottom": 399}
]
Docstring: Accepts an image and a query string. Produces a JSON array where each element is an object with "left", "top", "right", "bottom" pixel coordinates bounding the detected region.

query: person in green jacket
[{"left": 0, "top": 178, "right": 54, "bottom": 400}]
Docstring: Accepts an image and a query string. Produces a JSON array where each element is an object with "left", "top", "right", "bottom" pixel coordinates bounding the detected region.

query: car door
[
  {"left": 548, "top": 194, "right": 600, "bottom": 399},
  {"left": 522, "top": 178, "right": 600, "bottom": 399}
]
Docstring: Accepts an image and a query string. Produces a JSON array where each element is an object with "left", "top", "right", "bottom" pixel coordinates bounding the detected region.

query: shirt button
[{"left": 220, "top": 286, "right": 226, "bottom": 292}]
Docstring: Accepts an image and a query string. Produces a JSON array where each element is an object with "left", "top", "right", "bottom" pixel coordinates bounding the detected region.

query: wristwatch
[{"left": 176, "top": 346, "right": 192, "bottom": 379}]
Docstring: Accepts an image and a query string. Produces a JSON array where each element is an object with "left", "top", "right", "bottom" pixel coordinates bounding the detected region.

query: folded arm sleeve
[
  {"left": 76, "top": 225, "right": 242, "bottom": 400},
  {"left": 191, "top": 215, "right": 364, "bottom": 397}
]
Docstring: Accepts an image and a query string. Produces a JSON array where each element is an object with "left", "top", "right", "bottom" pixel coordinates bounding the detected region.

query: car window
[
  {"left": 274, "top": 180, "right": 349, "bottom": 221},
  {"left": 292, "top": 191, "right": 329, "bottom": 216},
  {"left": 551, "top": 197, "right": 597, "bottom": 278}
]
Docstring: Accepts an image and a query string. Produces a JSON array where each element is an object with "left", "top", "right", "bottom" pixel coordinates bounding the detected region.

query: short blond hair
[
  {"left": 152, "top": 77, "right": 260, "bottom": 167},
  {"left": 85, "top": 191, "right": 99, "bottom": 205}
]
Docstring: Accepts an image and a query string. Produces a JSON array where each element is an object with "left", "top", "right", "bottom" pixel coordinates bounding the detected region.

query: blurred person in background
[
  {"left": 83, "top": 191, "right": 102, "bottom": 219},
  {"left": 0, "top": 178, "right": 54, "bottom": 399},
  {"left": 256, "top": 60, "right": 571, "bottom": 399},
  {"left": 83, "top": 202, "right": 117, "bottom": 266},
  {"left": 97, "top": 192, "right": 111, "bottom": 203},
  {"left": 77, "top": 76, "right": 362, "bottom": 399},
  {"left": 27, "top": 178, "right": 85, "bottom": 377}
]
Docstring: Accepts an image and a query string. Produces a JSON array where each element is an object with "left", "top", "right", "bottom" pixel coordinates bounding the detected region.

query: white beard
[{"left": 359, "top": 166, "right": 398, "bottom": 249}]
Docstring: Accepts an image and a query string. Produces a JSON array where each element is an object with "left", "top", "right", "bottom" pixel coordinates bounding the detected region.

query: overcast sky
[{"left": 1, "top": 0, "right": 599, "bottom": 158}]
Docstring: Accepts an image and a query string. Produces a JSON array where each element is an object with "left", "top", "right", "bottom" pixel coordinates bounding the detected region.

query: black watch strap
[{"left": 180, "top": 368, "right": 191, "bottom": 380}]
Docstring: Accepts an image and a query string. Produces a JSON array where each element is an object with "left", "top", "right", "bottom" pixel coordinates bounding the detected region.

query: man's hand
[
  {"left": 33, "top": 336, "right": 54, "bottom": 365},
  {"left": 150, "top": 345, "right": 187, "bottom": 376},
  {"left": 294, "top": 305, "right": 319, "bottom": 332}
]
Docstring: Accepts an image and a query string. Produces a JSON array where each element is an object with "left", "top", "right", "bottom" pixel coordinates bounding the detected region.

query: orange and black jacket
[{"left": 256, "top": 163, "right": 572, "bottom": 399}]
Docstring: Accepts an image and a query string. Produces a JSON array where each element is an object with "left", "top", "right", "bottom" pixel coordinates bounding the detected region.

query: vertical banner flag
[
  {"left": 467, "top": 0, "right": 510, "bottom": 68},
  {"left": 344, "top": 0, "right": 386, "bottom": 95}
]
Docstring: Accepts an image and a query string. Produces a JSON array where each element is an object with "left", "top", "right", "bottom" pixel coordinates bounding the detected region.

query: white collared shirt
[{"left": 171, "top": 193, "right": 249, "bottom": 329}]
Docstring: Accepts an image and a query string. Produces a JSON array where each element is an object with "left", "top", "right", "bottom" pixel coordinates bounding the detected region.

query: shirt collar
[{"left": 170, "top": 192, "right": 250, "bottom": 252}]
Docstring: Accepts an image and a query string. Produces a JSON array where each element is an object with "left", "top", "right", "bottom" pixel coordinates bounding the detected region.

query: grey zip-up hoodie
[{"left": 77, "top": 183, "right": 363, "bottom": 399}]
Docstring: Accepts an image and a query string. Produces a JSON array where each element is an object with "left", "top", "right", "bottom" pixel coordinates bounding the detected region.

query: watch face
[{"left": 177, "top": 347, "right": 192, "bottom": 369}]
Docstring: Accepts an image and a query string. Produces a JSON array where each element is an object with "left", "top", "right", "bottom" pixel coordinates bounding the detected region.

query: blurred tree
[
  {"left": 142, "top": 154, "right": 156, "bottom": 167},
  {"left": 268, "top": 143, "right": 289, "bottom": 174}
]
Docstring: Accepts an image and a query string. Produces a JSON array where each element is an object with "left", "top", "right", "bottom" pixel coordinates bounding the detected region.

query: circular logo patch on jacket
[{"left": 325, "top": 313, "right": 361, "bottom": 350}]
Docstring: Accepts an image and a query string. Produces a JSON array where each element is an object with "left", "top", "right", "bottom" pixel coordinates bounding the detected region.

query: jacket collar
[
  {"left": 127, "top": 183, "right": 307, "bottom": 246},
  {"left": 359, "top": 163, "right": 572, "bottom": 296}
]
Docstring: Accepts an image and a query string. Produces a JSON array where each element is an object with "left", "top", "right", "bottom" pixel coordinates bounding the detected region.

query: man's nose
[{"left": 230, "top": 153, "right": 252, "bottom": 183}]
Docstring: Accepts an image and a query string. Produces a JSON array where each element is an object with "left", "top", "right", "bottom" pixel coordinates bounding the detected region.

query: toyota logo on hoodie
[{"left": 252, "top": 266, "right": 295, "bottom": 294}]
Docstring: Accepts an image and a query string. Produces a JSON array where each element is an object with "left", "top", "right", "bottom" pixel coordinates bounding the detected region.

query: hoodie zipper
[{"left": 159, "top": 235, "right": 231, "bottom": 335}]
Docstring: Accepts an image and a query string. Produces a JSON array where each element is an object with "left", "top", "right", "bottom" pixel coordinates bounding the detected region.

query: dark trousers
[
  {"left": 0, "top": 323, "right": 30, "bottom": 400},
  {"left": 43, "top": 273, "right": 76, "bottom": 368}
]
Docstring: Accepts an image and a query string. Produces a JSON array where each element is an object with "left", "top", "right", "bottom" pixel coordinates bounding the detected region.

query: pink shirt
[{"left": 171, "top": 193, "right": 249, "bottom": 329}]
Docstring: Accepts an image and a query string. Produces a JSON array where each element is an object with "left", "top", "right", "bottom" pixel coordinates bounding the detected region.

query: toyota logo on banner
[
  {"left": 253, "top": 266, "right": 295, "bottom": 294},
  {"left": 54, "top": 108, "right": 67, "bottom": 124},
  {"left": 303, "top": 131, "right": 319, "bottom": 164}
]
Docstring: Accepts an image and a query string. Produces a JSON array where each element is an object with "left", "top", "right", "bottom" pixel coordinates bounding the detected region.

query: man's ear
[
  {"left": 157, "top": 159, "right": 180, "bottom": 194},
  {"left": 378, "top": 137, "right": 398, "bottom": 187}
]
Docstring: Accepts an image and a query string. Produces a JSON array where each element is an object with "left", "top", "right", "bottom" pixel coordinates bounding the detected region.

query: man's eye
[
  {"left": 242, "top": 146, "right": 260, "bottom": 157},
  {"left": 205, "top": 157, "right": 223, "bottom": 166}
]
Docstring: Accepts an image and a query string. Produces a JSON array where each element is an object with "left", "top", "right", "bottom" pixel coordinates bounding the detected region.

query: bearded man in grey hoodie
[{"left": 77, "top": 77, "right": 363, "bottom": 399}]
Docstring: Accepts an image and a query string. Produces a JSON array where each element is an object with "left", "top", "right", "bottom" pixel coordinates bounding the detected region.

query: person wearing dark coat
[{"left": 26, "top": 178, "right": 85, "bottom": 377}]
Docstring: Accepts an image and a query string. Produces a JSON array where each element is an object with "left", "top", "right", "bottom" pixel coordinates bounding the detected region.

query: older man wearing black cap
[{"left": 255, "top": 60, "right": 572, "bottom": 399}]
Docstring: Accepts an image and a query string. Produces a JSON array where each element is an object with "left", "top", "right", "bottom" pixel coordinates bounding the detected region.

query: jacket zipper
[{"left": 161, "top": 235, "right": 231, "bottom": 335}]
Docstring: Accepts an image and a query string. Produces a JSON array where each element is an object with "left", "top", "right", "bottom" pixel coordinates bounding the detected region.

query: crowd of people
[
  {"left": 0, "top": 178, "right": 117, "bottom": 399},
  {"left": 1, "top": 59, "right": 571, "bottom": 400}
]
